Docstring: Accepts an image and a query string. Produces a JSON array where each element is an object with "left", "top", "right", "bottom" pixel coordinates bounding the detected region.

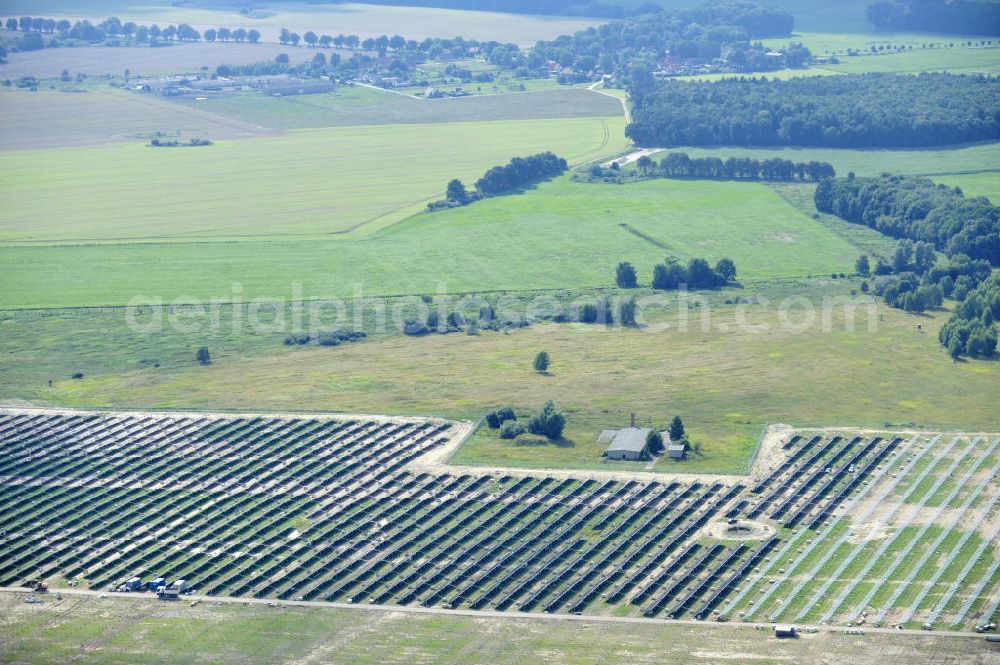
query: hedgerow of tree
[
  {"left": 651, "top": 257, "right": 737, "bottom": 290},
  {"left": 429, "top": 153, "right": 567, "bottom": 210},
  {"left": 627, "top": 73, "right": 1000, "bottom": 148},
  {"left": 637, "top": 151, "right": 835, "bottom": 181}
]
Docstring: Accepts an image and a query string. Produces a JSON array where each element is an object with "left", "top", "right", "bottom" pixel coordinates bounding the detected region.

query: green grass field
[
  {"left": 4, "top": 280, "right": 997, "bottom": 475},
  {"left": 0, "top": 117, "right": 625, "bottom": 244},
  {"left": 170, "top": 85, "right": 623, "bottom": 130},
  {"left": 0, "top": 177, "right": 859, "bottom": 308},
  {"left": 817, "top": 46, "right": 1000, "bottom": 75},
  {"left": 653, "top": 143, "right": 1000, "bottom": 180},
  {"left": 935, "top": 172, "right": 1000, "bottom": 202},
  {"left": 1, "top": 592, "right": 984, "bottom": 665}
]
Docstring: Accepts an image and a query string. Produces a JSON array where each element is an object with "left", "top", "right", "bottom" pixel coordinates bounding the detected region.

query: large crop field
[
  {"left": 169, "top": 86, "right": 624, "bottom": 130},
  {"left": 0, "top": 117, "right": 625, "bottom": 244},
  {"left": 0, "top": 409, "right": 996, "bottom": 636},
  {"left": 0, "top": 1, "right": 598, "bottom": 46},
  {"left": 0, "top": 87, "right": 277, "bottom": 150},
  {"left": 0, "top": 40, "right": 341, "bottom": 79}
]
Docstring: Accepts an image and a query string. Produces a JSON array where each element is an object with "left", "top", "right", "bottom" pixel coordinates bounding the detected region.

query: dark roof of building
[{"left": 606, "top": 427, "right": 651, "bottom": 454}]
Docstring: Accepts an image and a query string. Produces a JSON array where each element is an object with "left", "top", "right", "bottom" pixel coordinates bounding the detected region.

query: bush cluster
[{"left": 283, "top": 330, "right": 367, "bottom": 347}]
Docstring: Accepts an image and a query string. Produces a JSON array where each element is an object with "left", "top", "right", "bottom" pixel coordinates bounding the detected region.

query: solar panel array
[{"left": 0, "top": 411, "right": 996, "bottom": 629}]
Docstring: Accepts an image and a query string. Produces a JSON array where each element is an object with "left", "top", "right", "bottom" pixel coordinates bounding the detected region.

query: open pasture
[
  {"left": 0, "top": 409, "right": 996, "bottom": 633},
  {"left": 0, "top": 1, "right": 598, "bottom": 46},
  {"left": 5, "top": 281, "right": 998, "bottom": 475},
  {"left": 170, "top": 85, "right": 624, "bottom": 130},
  {"left": 653, "top": 142, "right": 1000, "bottom": 180},
  {"left": 2, "top": 594, "right": 990, "bottom": 665},
  {"left": 0, "top": 117, "right": 626, "bottom": 244},
  {"left": 817, "top": 46, "right": 1000, "bottom": 76},
  {"left": 0, "top": 176, "right": 856, "bottom": 308}
]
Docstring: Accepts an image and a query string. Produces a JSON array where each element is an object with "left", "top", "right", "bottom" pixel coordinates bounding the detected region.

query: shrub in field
[
  {"left": 514, "top": 434, "right": 549, "bottom": 446},
  {"left": 196, "top": 347, "right": 211, "bottom": 365},
  {"left": 528, "top": 401, "right": 565, "bottom": 440},
  {"left": 533, "top": 351, "right": 550, "bottom": 373},
  {"left": 499, "top": 421, "right": 526, "bottom": 439},
  {"left": 486, "top": 407, "right": 516, "bottom": 428}
]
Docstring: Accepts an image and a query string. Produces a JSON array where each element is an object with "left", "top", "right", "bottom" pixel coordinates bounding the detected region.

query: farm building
[
  {"left": 668, "top": 443, "right": 687, "bottom": 460},
  {"left": 603, "top": 427, "right": 653, "bottom": 461},
  {"left": 774, "top": 625, "right": 797, "bottom": 638}
]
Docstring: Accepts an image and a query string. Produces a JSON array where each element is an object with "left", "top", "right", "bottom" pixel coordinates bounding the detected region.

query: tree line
[
  {"left": 815, "top": 174, "right": 1000, "bottom": 265},
  {"left": 867, "top": 0, "right": 1000, "bottom": 35},
  {"left": 431, "top": 152, "right": 568, "bottom": 210},
  {"left": 2, "top": 15, "right": 262, "bottom": 46},
  {"left": 616, "top": 257, "right": 737, "bottom": 291},
  {"left": 627, "top": 73, "right": 1000, "bottom": 148},
  {"left": 312, "top": 0, "right": 654, "bottom": 19},
  {"left": 2, "top": 15, "right": 264, "bottom": 50},
  {"left": 636, "top": 151, "right": 835, "bottom": 181}
]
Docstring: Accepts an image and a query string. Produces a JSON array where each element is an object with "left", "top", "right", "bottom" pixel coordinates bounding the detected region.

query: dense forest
[
  {"left": 815, "top": 174, "right": 1000, "bottom": 265},
  {"left": 938, "top": 274, "right": 1000, "bottom": 358},
  {"left": 627, "top": 73, "right": 1000, "bottom": 148},
  {"left": 530, "top": 1, "right": 797, "bottom": 80},
  {"left": 867, "top": 0, "right": 1000, "bottom": 35}
]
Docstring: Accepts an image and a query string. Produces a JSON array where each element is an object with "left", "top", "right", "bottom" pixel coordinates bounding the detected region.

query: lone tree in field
[
  {"left": 533, "top": 351, "right": 550, "bottom": 373},
  {"left": 619, "top": 296, "right": 638, "bottom": 326},
  {"left": 446, "top": 179, "right": 468, "bottom": 204},
  {"left": 669, "top": 416, "right": 685, "bottom": 441},
  {"left": 715, "top": 258, "right": 737, "bottom": 282},
  {"left": 855, "top": 254, "right": 871, "bottom": 276},
  {"left": 646, "top": 429, "right": 664, "bottom": 454},
  {"left": 616, "top": 261, "right": 638, "bottom": 288},
  {"left": 196, "top": 347, "right": 212, "bottom": 365}
]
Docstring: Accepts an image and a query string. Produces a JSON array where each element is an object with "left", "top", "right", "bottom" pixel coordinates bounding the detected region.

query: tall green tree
[
  {"left": 616, "top": 262, "right": 638, "bottom": 288},
  {"left": 533, "top": 351, "right": 550, "bottom": 373},
  {"left": 669, "top": 416, "right": 685, "bottom": 441}
]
